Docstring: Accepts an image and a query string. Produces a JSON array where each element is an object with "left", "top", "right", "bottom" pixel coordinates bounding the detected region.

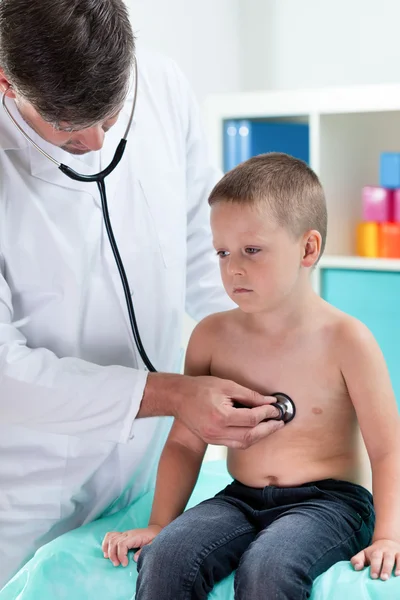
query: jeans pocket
[{"left": 311, "top": 486, "right": 371, "bottom": 533}]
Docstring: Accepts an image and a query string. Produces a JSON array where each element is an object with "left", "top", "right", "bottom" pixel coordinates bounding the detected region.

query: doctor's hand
[
  {"left": 140, "top": 373, "right": 284, "bottom": 449},
  {"left": 102, "top": 525, "right": 162, "bottom": 567},
  {"left": 176, "top": 376, "right": 285, "bottom": 448}
]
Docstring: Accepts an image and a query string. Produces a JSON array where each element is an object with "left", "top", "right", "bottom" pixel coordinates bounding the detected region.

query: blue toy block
[{"left": 380, "top": 152, "right": 400, "bottom": 189}]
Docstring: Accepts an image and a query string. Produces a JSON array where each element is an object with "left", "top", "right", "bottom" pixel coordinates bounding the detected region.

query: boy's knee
[
  {"left": 137, "top": 538, "right": 173, "bottom": 573},
  {"left": 136, "top": 539, "right": 192, "bottom": 600},
  {"left": 235, "top": 551, "right": 308, "bottom": 599},
  {"left": 136, "top": 536, "right": 213, "bottom": 600},
  {"left": 136, "top": 542, "right": 155, "bottom": 572},
  {"left": 137, "top": 529, "right": 195, "bottom": 576}
]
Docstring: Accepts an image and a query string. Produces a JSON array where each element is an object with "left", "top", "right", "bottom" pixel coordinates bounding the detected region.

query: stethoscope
[
  {"left": 234, "top": 393, "right": 295, "bottom": 424},
  {"left": 2, "top": 57, "right": 155, "bottom": 374},
  {"left": 1, "top": 57, "right": 296, "bottom": 425}
]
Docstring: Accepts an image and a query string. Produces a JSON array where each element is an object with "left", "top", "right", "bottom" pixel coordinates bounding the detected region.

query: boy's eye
[
  {"left": 216, "top": 250, "right": 229, "bottom": 258},
  {"left": 245, "top": 247, "right": 260, "bottom": 254}
]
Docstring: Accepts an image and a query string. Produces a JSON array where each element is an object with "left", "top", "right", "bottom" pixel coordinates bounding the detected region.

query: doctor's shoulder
[
  {"left": 184, "top": 310, "right": 237, "bottom": 377},
  {"left": 136, "top": 45, "right": 198, "bottom": 126},
  {"left": 137, "top": 45, "right": 191, "bottom": 85},
  {"left": 136, "top": 46, "right": 191, "bottom": 102}
]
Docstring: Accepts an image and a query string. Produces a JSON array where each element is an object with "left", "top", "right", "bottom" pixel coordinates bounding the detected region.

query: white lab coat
[{"left": 0, "top": 47, "right": 229, "bottom": 587}]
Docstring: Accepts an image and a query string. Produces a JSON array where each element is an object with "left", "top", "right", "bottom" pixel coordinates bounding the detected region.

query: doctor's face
[
  {"left": 14, "top": 97, "right": 121, "bottom": 155},
  {"left": 0, "top": 77, "right": 121, "bottom": 155},
  {"left": 211, "top": 201, "right": 305, "bottom": 314}
]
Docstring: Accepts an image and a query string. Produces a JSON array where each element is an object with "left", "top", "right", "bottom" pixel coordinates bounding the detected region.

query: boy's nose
[{"left": 227, "top": 257, "right": 245, "bottom": 276}]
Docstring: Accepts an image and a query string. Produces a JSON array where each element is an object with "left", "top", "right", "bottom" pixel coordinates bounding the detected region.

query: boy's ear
[
  {"left": 0, "top": 69, "right": 16, "bottom": 97},
  {"left": 301, "top": 230, "right": 322, "bottom": 268}
]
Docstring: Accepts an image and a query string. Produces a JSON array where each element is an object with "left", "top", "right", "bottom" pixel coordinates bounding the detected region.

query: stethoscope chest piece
[
  {"left": 234, "top": 392, "right": 296, "bottom": 424},
  {"left": 271, "top": 392, "right": 296, "bottom": 423}
]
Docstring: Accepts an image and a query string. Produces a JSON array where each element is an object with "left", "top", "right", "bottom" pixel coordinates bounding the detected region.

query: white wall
[
  {"left": 128, "top": 0, "right": 241, "bottom": 104},
  {"left": 240, "top": 0, "right": 400, "bottom": 91},
  {"left": 128, "top": 0, "right": 400, "bottom": 104}
]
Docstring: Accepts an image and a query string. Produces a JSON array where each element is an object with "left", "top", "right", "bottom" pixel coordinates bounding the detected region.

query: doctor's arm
[
  {"left": 0, "top": 262, "right": 146, "bottom": 444},
  {"left": 340, "top": 318, "right": 400, "bottom": 580},
  {"left": 0, "top": 262, "right": 280, "bottom": 447}
]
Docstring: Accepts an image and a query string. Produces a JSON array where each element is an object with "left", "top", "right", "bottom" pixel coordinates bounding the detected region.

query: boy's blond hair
[{"left": 208, "top": 152, "right": 327, "bottom": 258}]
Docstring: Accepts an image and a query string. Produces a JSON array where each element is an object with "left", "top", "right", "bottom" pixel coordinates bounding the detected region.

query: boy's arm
[
  {"left": 148, "top": 421, "right": 207, "bottom": 527},
  {"left": 103, "top": 319, "right": 213, "bottom": 566},
  {"left": 147, "top": 318, "right": 215, "bottom": 528},
  {"left": 339, "top": 318, "right": 400, "bottom": 580}
]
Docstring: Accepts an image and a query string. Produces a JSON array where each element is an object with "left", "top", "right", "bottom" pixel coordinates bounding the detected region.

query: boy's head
[{"left": 208, "top": 152, "right": 327, "bottom": 314}]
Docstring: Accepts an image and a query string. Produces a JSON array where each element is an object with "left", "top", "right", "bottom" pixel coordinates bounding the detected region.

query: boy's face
[{"left": 211, "top": 201, "right": 309, "bottom": 314}]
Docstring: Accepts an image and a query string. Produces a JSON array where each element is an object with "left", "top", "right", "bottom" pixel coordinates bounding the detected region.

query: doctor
[{"left": 0, "top": 0, "right": 282, "bottom": 588}]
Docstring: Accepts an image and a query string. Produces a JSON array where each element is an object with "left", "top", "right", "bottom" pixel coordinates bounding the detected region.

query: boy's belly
[{"left": 227, "top": 423, "right": 372, "bottom": 491}]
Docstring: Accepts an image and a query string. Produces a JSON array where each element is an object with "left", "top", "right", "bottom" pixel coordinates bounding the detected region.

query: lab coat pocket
[{"left": 137, "top": 170, "right": 187, "bottom": 268}]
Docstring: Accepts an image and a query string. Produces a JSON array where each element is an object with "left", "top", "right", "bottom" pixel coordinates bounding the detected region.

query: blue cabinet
[{"left": 321, "top": 268, "right": 400, "bottom": 407}]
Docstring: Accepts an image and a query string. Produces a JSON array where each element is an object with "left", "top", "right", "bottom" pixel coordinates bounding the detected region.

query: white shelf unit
[
  {"left": 204, "top": 84, "right": 400, "bottom": 260},
  {"left": 312, "top": 255, "right": 400, "bottom": 294}
]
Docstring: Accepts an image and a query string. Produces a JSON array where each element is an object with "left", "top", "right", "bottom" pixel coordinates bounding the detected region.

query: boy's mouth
[{"left": 233, "top": 287, "right": 253, "bottom": 294}]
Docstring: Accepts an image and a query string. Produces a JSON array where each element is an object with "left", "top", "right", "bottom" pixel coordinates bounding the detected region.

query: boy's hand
[
  {"left": 102, "top": 525, "right": 162, "bottom": 567},
  {"left": 351, "top": 539, "right": 400, "bottom": 580}
]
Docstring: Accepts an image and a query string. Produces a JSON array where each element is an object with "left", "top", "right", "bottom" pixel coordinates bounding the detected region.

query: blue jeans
[{"left": 136, "top": 478, "right": 375, "bottom": 600}]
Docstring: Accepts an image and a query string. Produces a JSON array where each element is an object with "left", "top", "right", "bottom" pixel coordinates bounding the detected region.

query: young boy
[{"left": 103, "top": 153, "right": 400, "bottom": 599}]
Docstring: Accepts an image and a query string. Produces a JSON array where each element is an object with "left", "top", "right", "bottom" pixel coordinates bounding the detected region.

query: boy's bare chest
[{"left": 211, "top": 329, "right": 352, "bottom": 426}]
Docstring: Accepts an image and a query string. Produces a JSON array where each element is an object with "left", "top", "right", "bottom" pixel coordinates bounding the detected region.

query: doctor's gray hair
[
  {"left": 209, "top": 152, "right": 328, "bottom": 259},
  {"left": 0, "top": 0, "right": 134, "bottom": 128}
]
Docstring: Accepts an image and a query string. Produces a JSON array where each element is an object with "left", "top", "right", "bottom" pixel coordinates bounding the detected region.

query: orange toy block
[
  {"left": 356, "top": 222, "right": 379, "bottom": 257},
  {"left": 379, "top": 222, "right": 400, "bottom": 258}
]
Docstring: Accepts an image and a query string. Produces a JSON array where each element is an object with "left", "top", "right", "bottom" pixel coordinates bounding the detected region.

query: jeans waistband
[{"left": 233, "top": 477, "right": 373, "bottom": 503}]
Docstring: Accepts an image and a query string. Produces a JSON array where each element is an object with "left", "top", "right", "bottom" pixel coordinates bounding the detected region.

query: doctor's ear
[
  {"left": 300, "top": 230, "right": 322, "bottom": 268},
  {"left": 0, "top": 69, "right": 16, "bottom": 98}
]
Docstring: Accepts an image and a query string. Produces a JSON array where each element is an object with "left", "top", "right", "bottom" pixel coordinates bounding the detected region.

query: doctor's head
[
  {"left": 0, "top": 0, "right": 134, "bottom": 155},
  {"left": 209, "top": 153, "right": 327, "bottom": 314}
]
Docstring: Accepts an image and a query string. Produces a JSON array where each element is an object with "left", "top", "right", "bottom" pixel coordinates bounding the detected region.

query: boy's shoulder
[
  {"left": 321, "top": 300, "right": 376, "bottom": 353},
  {"left": 185, "top": 310, "right": 239, "bottom": 374},
  {"left": 189, "top": 309, "right": 243, "bottom": 351},
  {"left": 193, "top": 309, "right": 240, "bottom": 339}
]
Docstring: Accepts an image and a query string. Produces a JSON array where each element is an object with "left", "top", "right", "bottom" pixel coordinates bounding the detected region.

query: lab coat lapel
[{"left": 28, "top": 144, "right": 100, "bottom": 199}]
